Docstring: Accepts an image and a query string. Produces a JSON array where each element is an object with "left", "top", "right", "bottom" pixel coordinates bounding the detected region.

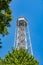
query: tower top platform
[{"left": 17, "top": 17, "right": 27, "bottom": 27}]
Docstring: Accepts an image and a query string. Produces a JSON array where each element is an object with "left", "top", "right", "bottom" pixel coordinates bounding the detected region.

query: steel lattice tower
[{"left": 15, "top": 17, "right": 33, "bottom": 55}]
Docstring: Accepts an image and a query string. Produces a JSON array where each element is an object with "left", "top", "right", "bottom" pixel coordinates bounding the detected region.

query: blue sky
[{"left": 0, "top": 0, "right": 43, "bottom": 65}]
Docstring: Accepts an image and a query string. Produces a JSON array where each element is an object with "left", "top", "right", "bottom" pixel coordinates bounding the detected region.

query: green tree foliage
[
  {"left": 0, "top": 0, "right": 12, "bottom": 48},
  {"left": 0, "top": 49, "right": 39, "bottom": 65},
  {"left": 0, "top": 0, "right": 12, "bottom": 36}
]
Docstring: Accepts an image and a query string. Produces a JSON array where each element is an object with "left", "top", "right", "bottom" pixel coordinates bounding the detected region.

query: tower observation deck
[{"left": 15, "top": 17, "right": 33, "bottom": 55}]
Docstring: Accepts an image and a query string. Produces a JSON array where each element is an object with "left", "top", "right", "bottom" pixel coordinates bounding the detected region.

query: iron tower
[{"left": 15, "top": 17, "right": 33, "bottom": 55}]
